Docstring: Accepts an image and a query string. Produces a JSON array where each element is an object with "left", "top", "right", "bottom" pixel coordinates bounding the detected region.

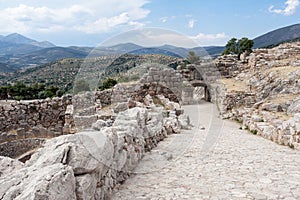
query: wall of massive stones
[
  {"left": 0, "top": 96, "right": 72, "bottom": 143},
  {"left": 140, "top": 67, "right": 183, "bottom": 97},
  {"left": 112, "top": 82, "right": 180, "bottom": 104},
  {"left": 0, "top": 90, "right": 116, "bottom": 158},
  {"left": 0, "top": 104, "right": 184, "bottom": 199}
]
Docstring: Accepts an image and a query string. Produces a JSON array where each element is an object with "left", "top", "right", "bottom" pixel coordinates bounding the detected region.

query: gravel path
[{"left": 112, "top": 102, "right": 300, "bottom": 200}]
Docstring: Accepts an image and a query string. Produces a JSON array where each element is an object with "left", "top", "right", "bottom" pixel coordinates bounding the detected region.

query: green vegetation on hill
[
  {"left": 2, "top": 54, "right": 180, "bottom": 97},
  {"left": 0, "top": 82, "right": 61, "bottom": 100},
  {"left": 4, "top": 58, "right": 83, "bottom": 92},
  {"left": 99, "top": 78, "right": 117, "bottom": 91}
]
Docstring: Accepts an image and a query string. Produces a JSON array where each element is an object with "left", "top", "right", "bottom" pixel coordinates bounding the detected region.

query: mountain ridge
[
  {"left": 0, "top": 33, "right": 55, "bottom": 48},
  {"left": 253, "top": 23, "right": 300, "bottom": 48},
  {"left": 1, "top": 23, "right": 300, "bottom": 72}
]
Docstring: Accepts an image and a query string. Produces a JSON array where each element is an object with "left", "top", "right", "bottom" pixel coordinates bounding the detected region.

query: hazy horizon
[{"left": 0, "top": 0, "right": 299, "bottom": 47}]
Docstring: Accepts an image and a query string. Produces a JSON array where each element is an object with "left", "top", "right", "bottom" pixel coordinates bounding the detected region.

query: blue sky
[{"left": 0, "top": 0, "right": 299, "bottom": 47}]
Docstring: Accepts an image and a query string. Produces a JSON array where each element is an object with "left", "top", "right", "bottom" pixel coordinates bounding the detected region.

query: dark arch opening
[{"left": 190, "top": 81, "right": 211, "bottom": 102}]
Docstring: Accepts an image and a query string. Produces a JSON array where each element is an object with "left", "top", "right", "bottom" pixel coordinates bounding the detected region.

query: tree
[
  {"left": 223, "top": 38, "right": 238, "bottom": 55},
  {"left": 99, "top": 78, "right": 117, "bottom": 91},
  {"left": 223, "top": 37, "right": 254, "bottom": 57},
  {"left": 237, "top": 37, "right": 254, "bottom": 54},
  {"left": 187, "top": 51, "right": 200, "bottom": 64}
]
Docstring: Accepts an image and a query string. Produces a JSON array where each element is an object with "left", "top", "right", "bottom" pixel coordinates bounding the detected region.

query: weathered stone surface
[
  {"left": 216, "top": 41, "right": 300, "bottom": 149},
  {"left": 178, "top": 114, "right": 192, "bottom": 130},
  {"left": 0, "top": 156, "right": 23, "bottom": 177},
  {"left": 113, "top": 102, "right": 128, "bottom": 113},
  {"left": 0, "top": 102, "right": 182, "bottom": 199},
  {"left": 92, "top": 119, "right": 109, "bottom": 131},
  {"left": 0, "top": 163, "right": 76, "bottom": 200},
  {"left": 288, "top": 96, "right": 300, "bottom": 114}
]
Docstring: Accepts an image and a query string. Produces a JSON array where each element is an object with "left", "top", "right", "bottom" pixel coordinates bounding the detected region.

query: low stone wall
[
  {"left": 0, "top": 106, "right": 182, "bottom": 199},
  {"left": 0, "top": 138, "right": 45, "bottom": 158},
  {"left": 0, "top": 95, "right": 72, "bottom": 152},
  {"left": 228, "top": 107, "right": 300, "bottom": 150},
  {"left": 0, "top": 95, "right": 72, "bottom": 134},
  {"left": 215, "top": 84, "right": 256, "bottom": 116},
  {"left": 95, "top": 89, "right": 113, "bottom": 107},
  {"left": 0, "top": 96, "right": 72, "bottom": 158}
]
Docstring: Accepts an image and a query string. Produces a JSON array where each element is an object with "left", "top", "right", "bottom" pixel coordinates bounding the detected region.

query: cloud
[
  {"left": 269, "top": 0, "right": 300, "bottom": 15},
  {"left": 188, "top": 19, "right": 196, "bottom": 29},
  {"left": 191, "top": 32, "right": 228, "bottom": 46},
  {"left": 101, "top": 28, "right": 228, "bottom": 48},
  {"left": 0, "top": 0, "right": 150, "bottom": 34},
  {"left": 101, "top": 28, "right": 199, "bottom": 48},
  {"left": 159, "top": 16, "right": 176, "bottom": 23},
  {"left": 159, "top": 17, "right": 168, "bottom": 23}
]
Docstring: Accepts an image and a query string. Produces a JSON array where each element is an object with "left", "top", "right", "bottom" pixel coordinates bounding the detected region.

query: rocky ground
[
  {"left": 217, "top": 41, "right": 300, "bottom": 149},
  {"left": 112, "top": 103, "right": 300, "bottom": 200}
]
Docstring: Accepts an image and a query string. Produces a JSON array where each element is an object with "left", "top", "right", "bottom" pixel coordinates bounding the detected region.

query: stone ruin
[
  {"left": 215, "top": 41, "right": 300, "bottom": 149},
  {"left": 5, "top": 45, "right": 299, "bottom": 198},
  {"left": 0, "top": 66, "right": 206, "bottom": 199}
]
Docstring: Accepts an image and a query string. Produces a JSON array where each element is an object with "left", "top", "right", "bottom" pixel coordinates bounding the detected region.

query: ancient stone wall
[
  {"left": 112, "top": 82, "right": 180, "bottom": 104},
  {"left": 0, "top": 106, "right": 183, "bottom": 199},
  {"left": 0, "top": 95, "right": 72, "bottom": 141},
  {"left": 214, "top": 54, "right": 252, "bottom": 78},
  {"left": 140, "top": 67, "right": 183, "bottom": 100},
  {"left": 0, "top": 138, "right": 45, "bottom": 158},
  {"left": 216, "top": 42, "right": 300, "bottom": 149},
  {"left": 221, "top": 92, "right": 256, "bottom": 115}
]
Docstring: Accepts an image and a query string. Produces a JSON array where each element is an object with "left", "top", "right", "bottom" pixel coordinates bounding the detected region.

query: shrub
[
  {"left": 99, "top": 78, "right": 117, "bottom": 91},
  {"left": 251, "top": 129, "right": 258, "bottom": 135}
]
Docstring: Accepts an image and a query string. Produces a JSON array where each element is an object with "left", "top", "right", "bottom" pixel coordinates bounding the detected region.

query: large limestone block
[
  {"left": 0, "top": 156, "right": 24, "bottom": 178},
  {"left": 0, "top": 163, "right": 76, "bottom": 200},
  {"left": 27, "top": 131, "right": 114, "bottom": 175}
]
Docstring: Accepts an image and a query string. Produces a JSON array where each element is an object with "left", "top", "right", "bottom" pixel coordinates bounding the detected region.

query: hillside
[
  {"left": 253, "top": 23, "right": 300, "bottom": 48},
  {"left": 2, "top": 54, "right": 181, "bottom": 92},
  {"left": 0, "top": 62, "right": 18, "bottom": 73},
  {"left": 15, "top": 47, "right": 89, "bottom": 68}
]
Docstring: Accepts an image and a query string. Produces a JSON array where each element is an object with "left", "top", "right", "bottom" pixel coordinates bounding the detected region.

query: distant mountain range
[
  {"left": 1, "top": 23, "right": 300, "bottom": 73},
  {"left": 0, "top": 33, "right": 55, "bottom": 48},
  {"left": 253, "top": 23, "right": 300, "bottom": 48}
]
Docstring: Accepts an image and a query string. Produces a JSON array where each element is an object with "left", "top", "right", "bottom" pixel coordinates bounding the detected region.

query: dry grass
[
  {"left": 265, "top": 65, "right": 300, "bottom": 79},
  {"left": 220, "top": 78, "right": 249, "bottom": 92},
  {"left": 266, "top": 93, "right": 300, "bottom": 104},
  {"left": 275, "top": 112, "right": 291, "bottom": 121}
]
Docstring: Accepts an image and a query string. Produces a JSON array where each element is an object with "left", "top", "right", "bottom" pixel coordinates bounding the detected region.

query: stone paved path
[{"left": 112, "top": 102, "right": 300, "bottom": 200}]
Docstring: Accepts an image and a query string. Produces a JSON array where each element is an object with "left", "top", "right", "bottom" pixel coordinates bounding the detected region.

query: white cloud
[
  {"left": 188, "top": 19, "right": 196, "bottom": 29},
  {"left": 269, "top": 0, "right": 300, "bottom": 15},
  {"left": 101, "top": 28, "right": 228, "bottom": 48},
  {"left": 159, "top": 16, "right": 176, "bottom": 23},
  {"left": 101, "top": 28, "right": 199, "bottom": 48},
  {"left": 159, "top": 17, "right": 168, "bottom": 23},
  {"left": 191, "top": 32, "right": 228, "bottom": 46},
  {"left": 0, "top": 0, "right": 150, "bottom": 34}
]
